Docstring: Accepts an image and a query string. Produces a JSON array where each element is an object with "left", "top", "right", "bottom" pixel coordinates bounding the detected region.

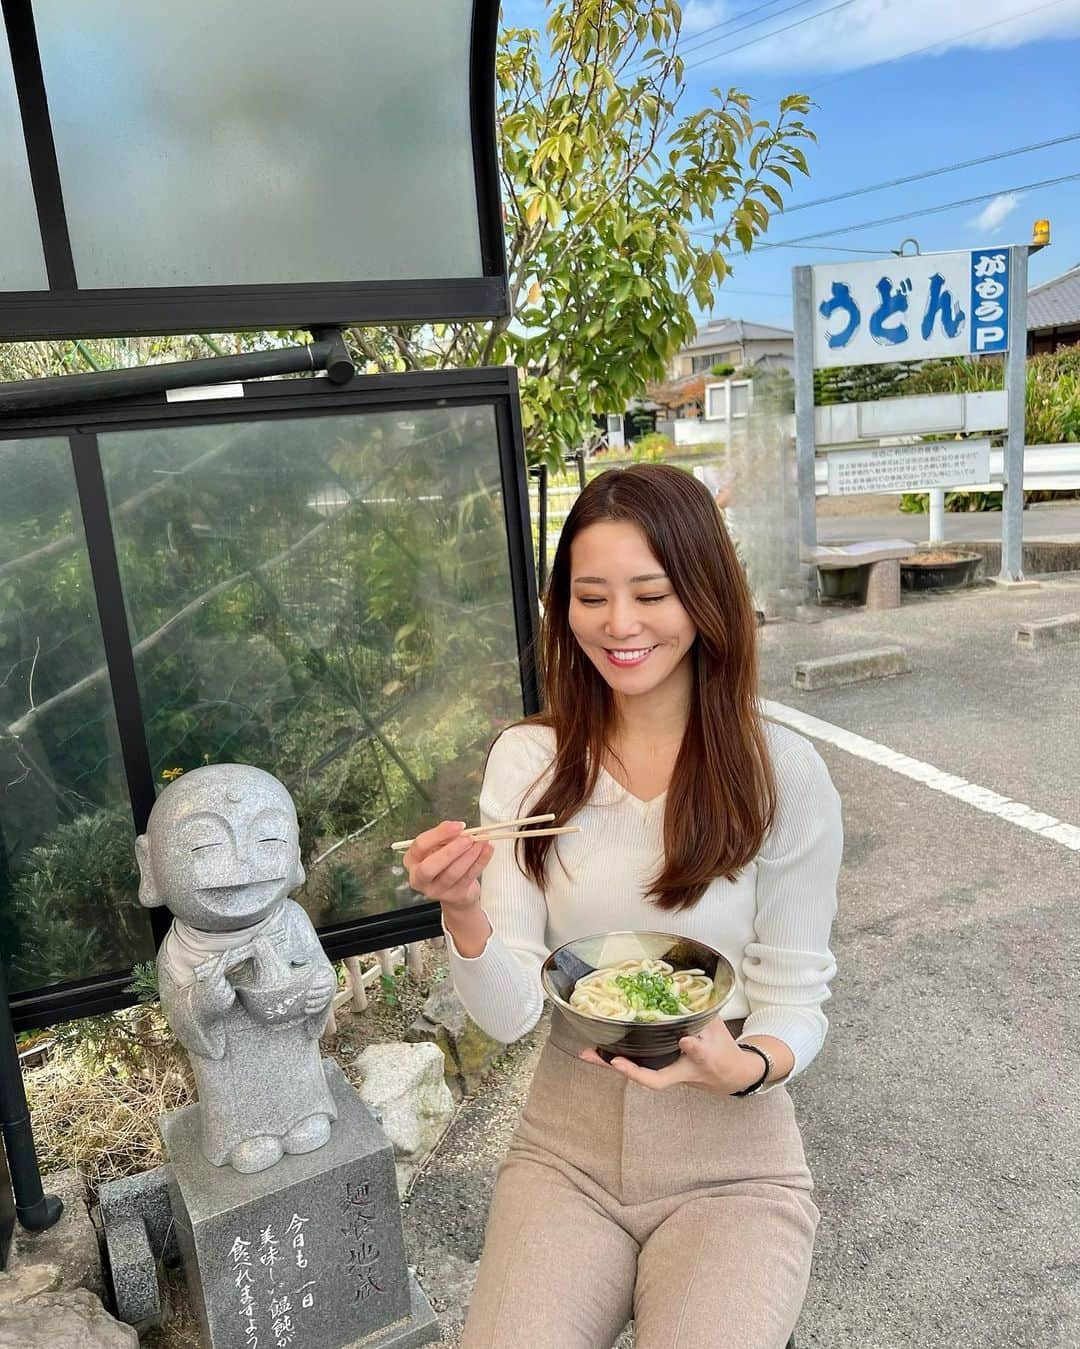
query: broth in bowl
[{"left": 568, "top": 956, "right": 720, "bottom": 1023}]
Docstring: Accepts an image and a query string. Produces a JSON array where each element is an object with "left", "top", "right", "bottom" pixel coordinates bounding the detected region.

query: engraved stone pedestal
[{"left": 162, "top": 1060, "right": 439, "bottom": 1349}]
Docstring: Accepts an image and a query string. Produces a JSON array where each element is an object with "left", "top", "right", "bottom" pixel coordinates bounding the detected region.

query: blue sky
[{"left": 501, "top": 0, "right": 1080, "bottom": 331}]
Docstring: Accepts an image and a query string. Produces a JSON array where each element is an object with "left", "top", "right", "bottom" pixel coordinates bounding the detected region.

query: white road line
[{"left": 763, "top": 699, "right": 1080, "bottom": 852}]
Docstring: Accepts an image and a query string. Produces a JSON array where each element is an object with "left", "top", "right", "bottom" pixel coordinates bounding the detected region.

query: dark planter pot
[{"left": 900, "top": 552, "right": 980, "bottom": 591}]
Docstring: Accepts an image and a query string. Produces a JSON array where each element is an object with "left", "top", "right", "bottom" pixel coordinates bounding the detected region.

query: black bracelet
[{"left": 731, "top": 1043, "right": 771, "bottom": 1097}]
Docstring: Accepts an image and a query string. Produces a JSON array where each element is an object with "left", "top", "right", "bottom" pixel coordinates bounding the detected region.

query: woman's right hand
[{"left": 402, "top": 820, "right": 495, "bottom": 915}]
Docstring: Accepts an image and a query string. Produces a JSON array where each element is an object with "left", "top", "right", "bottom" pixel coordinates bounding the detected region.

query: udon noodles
[{"left": 568, "top": 957, "right": 717, "bottom": 1023}]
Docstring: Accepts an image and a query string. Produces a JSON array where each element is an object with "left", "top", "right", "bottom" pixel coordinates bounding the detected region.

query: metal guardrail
[
  {"left": 527, "top": 443, "right": 1080, "bottom": 584},
  {"left": 814, "top": 443, "right": 1080, "bottom": 496}
]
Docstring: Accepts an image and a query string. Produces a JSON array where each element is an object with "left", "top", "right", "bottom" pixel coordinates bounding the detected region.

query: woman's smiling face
[{"left": 568, "top": 520, "right": 697, "bottom": 694}]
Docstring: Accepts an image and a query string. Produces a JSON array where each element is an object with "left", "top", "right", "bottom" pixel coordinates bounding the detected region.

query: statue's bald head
[{"left": 136, "top": 764, "right": 304, "bottom": 931}]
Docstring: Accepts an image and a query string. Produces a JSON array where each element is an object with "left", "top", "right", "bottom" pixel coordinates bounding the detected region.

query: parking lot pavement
[
  {"left": 760, "top": 575, "right": 1080, "bottom": 827},
  {"left": 760, "top": 580, "right": 1080, "bottom": 1348},
  {"left": 405, "top": 580, "right": 1080, "bottom": 1348}
]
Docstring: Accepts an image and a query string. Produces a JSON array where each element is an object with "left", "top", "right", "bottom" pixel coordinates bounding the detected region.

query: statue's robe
[{"left": 158, "top": 900, "right": 338, "bottom": 1167}]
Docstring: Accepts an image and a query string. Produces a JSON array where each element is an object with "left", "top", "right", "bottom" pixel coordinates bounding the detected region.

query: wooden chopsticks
[{"left": 390, "top": 812, "right": 581, "bottom": 852}]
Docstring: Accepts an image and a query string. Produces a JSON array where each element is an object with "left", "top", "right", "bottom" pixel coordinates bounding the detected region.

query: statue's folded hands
[
  {"left": 303, "top": 966, "right": 337, "bottom": 1019},
  {"left": 191, "top": 956, "right": 238, "bottom": 1016}
]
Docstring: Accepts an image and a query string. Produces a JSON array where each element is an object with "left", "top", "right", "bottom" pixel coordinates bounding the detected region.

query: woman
[{"left": 404, "top": 463, "right": 842, "bottom": 1348}]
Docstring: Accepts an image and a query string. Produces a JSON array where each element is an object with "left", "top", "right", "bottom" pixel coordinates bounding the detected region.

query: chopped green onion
[{"left": 613, "top": 970, "right": 684, "bottom": 1017}]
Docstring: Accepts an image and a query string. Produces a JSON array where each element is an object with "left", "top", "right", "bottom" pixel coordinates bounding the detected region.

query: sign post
[
  {"left": 792, "top": 265, "right": 818, "bottom": 601},
  {"left": 1002, "top": 245, "right": 1030, "bottom": 581},
  {"left": 793, "top": 242, "right": 1029, "bottom": 598}
]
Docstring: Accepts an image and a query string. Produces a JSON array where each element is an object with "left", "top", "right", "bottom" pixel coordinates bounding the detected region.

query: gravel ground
[{"left": 401, "top": 1016, "right": 547, "bottom": 1346}]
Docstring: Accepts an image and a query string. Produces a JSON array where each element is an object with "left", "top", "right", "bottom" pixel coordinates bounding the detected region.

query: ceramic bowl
[
  {"left": 540, "top": 929, "right": 735, "bottom": 1067},
  {"left": 231, "top": 976, "right": 308, "bottom": 1023}
]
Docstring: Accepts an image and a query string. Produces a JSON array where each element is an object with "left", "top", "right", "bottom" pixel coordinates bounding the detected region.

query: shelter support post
[{"left": 0, "top": 959, "right": 62, "bottom": 1235}]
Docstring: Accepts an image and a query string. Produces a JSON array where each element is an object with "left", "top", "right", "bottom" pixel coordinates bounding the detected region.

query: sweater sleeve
[
  {"left": 443, "top": 726, "right": 553, "bottom": 1044},
  {"left": 738, "top": 738, "right": 843, "bottom": 1082}
]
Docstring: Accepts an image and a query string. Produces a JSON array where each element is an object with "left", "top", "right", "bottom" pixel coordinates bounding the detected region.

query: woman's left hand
[{"left": 579, "top": 1018, "right": 764, "bottom": 1094}]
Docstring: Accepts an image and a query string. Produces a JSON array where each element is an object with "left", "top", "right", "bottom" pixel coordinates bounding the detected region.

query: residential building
[
  {"left": 668, "top": 317, "right": 794, "bottom": 379},
  {"left": 1028, "top": 263, "right": 1080, "bottom": 354}
]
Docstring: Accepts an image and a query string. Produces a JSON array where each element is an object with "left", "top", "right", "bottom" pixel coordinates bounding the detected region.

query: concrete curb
[
  {"left": 1014, "top": 613, "right": 1080, "bottom": 649},
  {"left": 963, "top": 538, "right": 1080, "bottom": 576},
  {"left": 793, "top": 645, "right": 912, "bottom": 691}
]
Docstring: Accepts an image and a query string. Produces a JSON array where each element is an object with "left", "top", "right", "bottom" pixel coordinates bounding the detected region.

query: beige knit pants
[{"left": 461, "top": 1014, "right": 819, "bottom": 1349}]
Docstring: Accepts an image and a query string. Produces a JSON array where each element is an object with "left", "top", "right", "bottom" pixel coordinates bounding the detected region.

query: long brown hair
[{"left": 500, "top": 462, "right": 776, "bottom": 912}]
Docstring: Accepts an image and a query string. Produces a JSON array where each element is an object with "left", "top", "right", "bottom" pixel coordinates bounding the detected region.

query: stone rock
[
  {"left": 405, "top": 982, "right": 504, "bottom": 1095},
  {"left": 98, "top": 1165, "right": 179, "bottom": 1330},
  {"left": 0, "top": 1261, "right": 61, "bottom": 1307},
  {"left": 104, "top": 1216, "right": 160, "bottom": 1331},
  {"left": 13, "top": 1167, "right": 105, "bottom": 1301},
  {"left": 98, "top": 1165, "right": 178, "bottom": 1265},
  {"left": 0, "top": 1286, "right": 138, "bottom": 1349},
  {"left": 354, "top": 1042, "right": 455, "bottom": 1191}
]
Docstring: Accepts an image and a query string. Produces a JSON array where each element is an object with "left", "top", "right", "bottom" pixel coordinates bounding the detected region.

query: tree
[{"left": 350, "top": 0, "right": 814, "bottom": 468}]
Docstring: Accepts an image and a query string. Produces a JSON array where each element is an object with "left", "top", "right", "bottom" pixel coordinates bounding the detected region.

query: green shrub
[
  {"left": 905, "top": 350, "right": 1080, "bottom": 445},
  {"left": 631, "top": 433, "right": 674, "bottom": 462},
  {"left": 896, "top": 349, "right": 1080, "bottom": 512}
]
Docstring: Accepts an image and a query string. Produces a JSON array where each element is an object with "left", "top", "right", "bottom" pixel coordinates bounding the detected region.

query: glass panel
[
  {"left": 731, "top": 383, "right": 751, "bottom": 417},
  {"left": 0, "top": 40, "right": 48, "bottom": 290},
  {"left": 0, "top": 438, "right": 154, "bottom": 993},
  {"left": 100, "top": 405, "right": 522, "bottom": 930},
  {"left": 34, "top": 0, "right": 482, "bottom": 288}
]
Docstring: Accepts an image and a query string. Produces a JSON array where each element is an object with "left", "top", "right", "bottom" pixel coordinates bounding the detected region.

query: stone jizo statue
[{"left": 137, "top": 764, "right": 338, "bottom": 1174}]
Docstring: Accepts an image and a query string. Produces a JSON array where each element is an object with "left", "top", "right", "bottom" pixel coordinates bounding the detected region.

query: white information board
[{"left": 825, "top": 439, "right": 991, "bottom": 496}]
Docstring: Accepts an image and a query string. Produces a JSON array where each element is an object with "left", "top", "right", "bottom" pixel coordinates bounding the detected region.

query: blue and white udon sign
[{"left": 810, "top": 248, "right": 1010, "bottom": 369}]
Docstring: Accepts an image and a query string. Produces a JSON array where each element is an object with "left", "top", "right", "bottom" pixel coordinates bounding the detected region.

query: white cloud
[
  {"left": 681, "top": 0, "right": 1080, "bottom": 77},
  {"left": 969, "top": 193, "right": 1022, "bottom": 234},
  {"left": 682, "top": 1, "right": 731, "bottom": 36}
]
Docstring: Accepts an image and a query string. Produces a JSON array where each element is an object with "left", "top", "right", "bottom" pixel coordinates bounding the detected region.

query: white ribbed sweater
[{"left": 446, "top": 719, "right": 843, "bottom": 1080}]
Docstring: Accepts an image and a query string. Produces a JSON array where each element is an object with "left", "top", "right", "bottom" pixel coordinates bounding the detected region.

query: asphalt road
[
  {"left": 817, "top": 498, "right": 1080, "bottom": 545},
  {"left": 403, "top": 575, "right": 1080, "bottom": 1348}
]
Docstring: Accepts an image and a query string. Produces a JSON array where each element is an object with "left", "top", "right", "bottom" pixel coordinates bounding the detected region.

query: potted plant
[{"left": 899, "top": 548, "right": 982, "bottom": 591}]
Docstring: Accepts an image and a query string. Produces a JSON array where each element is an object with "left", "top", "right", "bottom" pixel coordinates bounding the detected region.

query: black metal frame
[
  {"left": 0, "top": 0, "right": 508, "bottom": 337},
  {"left": 0, "top": 366, "right": 540, "bottom": 1030}
]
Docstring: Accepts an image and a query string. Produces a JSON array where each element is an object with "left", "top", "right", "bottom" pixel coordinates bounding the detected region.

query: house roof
[
  {"left": 682, "top": 317, "right": 793, "bottom": 352},
  {"left": 646, "top": 371, "right": 705, "bottom": 410},
  {"left": 1028, "top": 264, "right": 1080, "bottom": 332}
]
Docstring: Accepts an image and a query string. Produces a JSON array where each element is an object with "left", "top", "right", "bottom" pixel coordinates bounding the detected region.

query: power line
[
  {"left": 715, "top": 286, "right": 797, "bottom": 297},
  {"left": 689, "top": 131, "right": 1080, "bottom": 235},
  {"left": 753, "top": 241, "right": 906, "bottom": 254},
  {"left": 675, "top": 0, "right": 835, "bottom": 62},
  {"left": 676, "top": 0, "right": 816, "bottom": 56},
  {"left": 782, "top": 131, "right": 1080, "bottom": 213},
  {"left": 757, "top": 169, "right": 1080, "bottom": 250},
  {"left": 684, "top": 0, "right": 861, "bottom": 69}
]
